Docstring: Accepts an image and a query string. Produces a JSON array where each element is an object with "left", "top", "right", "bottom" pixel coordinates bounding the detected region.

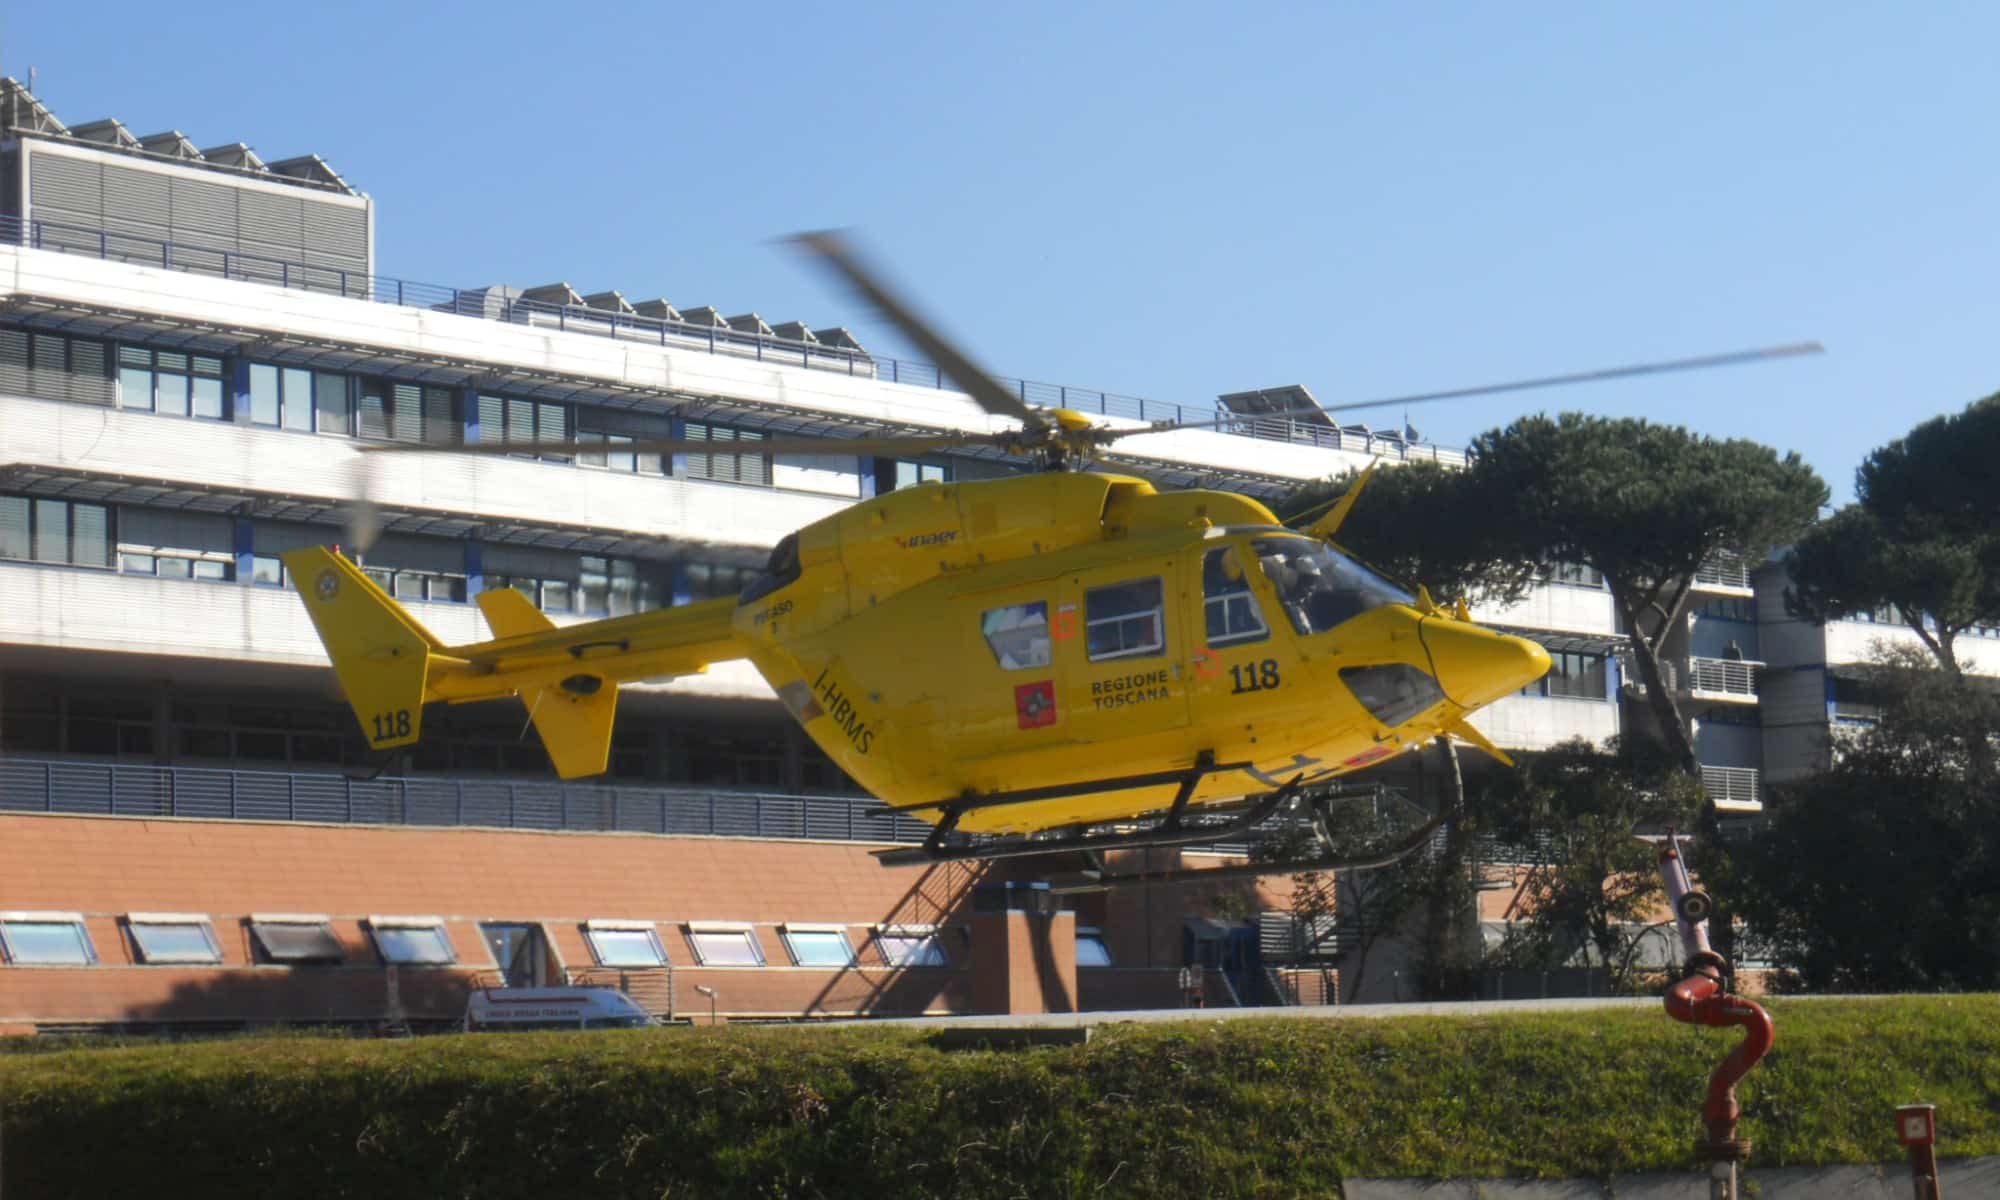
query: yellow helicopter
[{"left": 285, "top": 233, "right": 1815, "bottom": 877}]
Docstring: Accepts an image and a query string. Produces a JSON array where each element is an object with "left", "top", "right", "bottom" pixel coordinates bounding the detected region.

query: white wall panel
[
  {"left": 1479, "top": 582, "right": 1617, "bottom": 636},
  {"left": 1467, "top": 695, "right": 1619, "bottom": 752},
  {"left": 0, "top": 394, "right": 847, "bottom": 549}
]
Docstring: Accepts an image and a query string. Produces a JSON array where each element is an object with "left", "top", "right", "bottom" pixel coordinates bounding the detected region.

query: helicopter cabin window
[
  {"left": 982, "top": 601, "right": 1052, "bottom": 670},
  {"left": 1086, "top": 578, "right": 1166, "bottom": 661},
  {"left": 1202, "top": 548, "right": 1268, "bottom": 647},
  {"left": 1254, "top": 537, "right": 1413, "bottom": 636}
]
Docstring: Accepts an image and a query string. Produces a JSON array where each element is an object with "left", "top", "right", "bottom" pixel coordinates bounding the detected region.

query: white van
[{"left": 464, "top": 986, "right": 659, "bottom": 1031}]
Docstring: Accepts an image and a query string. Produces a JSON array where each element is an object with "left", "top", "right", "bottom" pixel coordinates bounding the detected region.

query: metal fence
[
  {"left": 0, "top": 214, "right": 1465, "bottom": 464},
  {"left": 0, "top": 757, "right": 936, "bottom": 844},
  {"left": 1701, "top": 765, "right": 1761, "bottom": 807},
  {"left": 1687, "top": 656, "right": 1760, "bottom": 697}
]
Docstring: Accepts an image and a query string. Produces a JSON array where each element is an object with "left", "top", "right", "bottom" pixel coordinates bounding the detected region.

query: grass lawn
[{"left": 2, "top": 995, "right": 1994, "bottom": 1198}]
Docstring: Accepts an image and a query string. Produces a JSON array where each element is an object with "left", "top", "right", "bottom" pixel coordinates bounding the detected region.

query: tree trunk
[
  {"left": 1418, "top": 736, "right": 1476, "bottom": 998},
  {"left": 1624, "top": 637, "right": 1701, "bottom": 776}
]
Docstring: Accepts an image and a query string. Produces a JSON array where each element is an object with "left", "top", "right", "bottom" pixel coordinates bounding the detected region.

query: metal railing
[
  {"left": 0, "top": 757, "right": 935, "bottom": 844},
  {"left": 0, "top": 214, "right": 1466, "bottom": 464},
  {"left": 1694, "top": 553, "right": 1753, "bottom": 591},
  {"left": 1701, "top": 765, "right": 1761, "bottom": 807},
  {"left": 1686, "top": 656, "right": 1761, "bottom": 698}
]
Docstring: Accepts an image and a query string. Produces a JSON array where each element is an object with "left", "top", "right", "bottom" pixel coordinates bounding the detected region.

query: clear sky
[{"left": 6, "top": 3, "right": 1995, "bottom": 503}]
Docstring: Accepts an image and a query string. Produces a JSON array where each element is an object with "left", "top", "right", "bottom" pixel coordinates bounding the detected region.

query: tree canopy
[
  {"left": 1733, "top": 651, "right": 2000, "bottom": 991},
  {"left": 1787, "top": 395, "right": 2000, "bottom": 675}
]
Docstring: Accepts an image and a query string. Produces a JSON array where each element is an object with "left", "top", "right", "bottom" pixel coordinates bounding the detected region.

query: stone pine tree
[
  {"left": 1787, "top": 395, "right": 2000, "bottom": 677},
  {"left": 1469, "top": 414, "right": 1827, "bottom": 777},
  {"left": 1733, "top": 650, "right": 2000, "bottom": 990}
]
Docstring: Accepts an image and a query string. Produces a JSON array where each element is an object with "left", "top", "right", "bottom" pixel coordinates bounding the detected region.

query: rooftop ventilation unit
[
  {"left": 0, "top": 78, "right": 67, "bottom": 135},
  {"left": 813, "top": 327, "right": 869, "bottom": 356},
  {"left": 679, "top": 306, "right": 729, "bottom": 328},
  {"left": 632, "top": 299, "right": 682, "bottom": 322},
  {"left": 200, "top": 142, "right": 266, "bottom": 172},
  {"left": 520, "top": 283, "right": 586, "bottom": 308},
  {"left": 770, "top": 321, "right": 819, "bottom": 345},
  {"left": 265, "top": 154, "right": 354, "bottom": 195},
  {"left": 69, "top": 119, "right": 140, "bottom": 149},
  {"left": 138, "top": 131, "right": 203, "bottom": 161},
  {"left": 1217, "top": 384, "right": 1333, "bottom": 429},
  {"left": 582, "top": 290, "right": 636, "bottom": 315},
  {"left": 726, "top": 313, "right": 774, "bottom": 337}
]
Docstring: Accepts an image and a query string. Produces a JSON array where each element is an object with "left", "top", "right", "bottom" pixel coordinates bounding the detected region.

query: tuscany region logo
[{"left": 1015, "top": 680, "right": 1057, "bottom": 730}]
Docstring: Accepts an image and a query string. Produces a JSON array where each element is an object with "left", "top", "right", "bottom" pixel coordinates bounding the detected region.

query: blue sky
[{"left": 6, "top": 3, "right": 1996, "bottom": 503}]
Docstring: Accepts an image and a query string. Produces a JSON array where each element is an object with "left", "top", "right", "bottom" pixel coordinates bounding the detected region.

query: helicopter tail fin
[{"left": 282, "top": 546, "right": 444, "bottom": 751}]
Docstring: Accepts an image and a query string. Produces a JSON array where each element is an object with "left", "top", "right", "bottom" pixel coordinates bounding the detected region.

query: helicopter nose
[{"left": 1417, "top": 617, "right": 1552, "bottom": 710}]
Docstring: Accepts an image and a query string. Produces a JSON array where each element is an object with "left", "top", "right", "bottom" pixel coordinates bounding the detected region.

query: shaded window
[
  {"left": 1202, "top": 546, "right": 1268, "bottom": 647},
  {"left": 369, "top": 918, "right": 456, "bottom": 965},
  {"left": 585, "top": 923, "right": 668, "bottom": 967},
  {"left": 890, "top": 460, "right": 948, "bottom": 490},
  {"left": 0, "top": 913, "right": 96, "bottom": 964},
  {"left": 249, "top": 917, "right": 345, "bottom": 964},
  {"left": 982, "top": 601, "right": 1051, "bottom": 670},
  {"left": 780, "top": 925, "right": 856, "bottom": 967},
  {"left": 1254, "top": 537, "right": 1411, "bottom": 636},
  {"left": 686, "top": 561, "right": 751, "bottom": 602},
  {"left": 0, "top": 495, "right": 111, "bottom": 567},
  {"left": 477, "top": 393, "right": 570, "bottom": 457},
  {"left": 1540, "top": 561, "right": 1604, "bottom": 588},
  {"left": 127, "top": 914, "right": 223, "bottom": 964},
  {"left": 875, "top": 926, "right": 948, "bottom": 967},
  {"left": 686, "top": 924, "right": 765, "bottom": 966},
  {"left": 1085, "top": 578, "right": 1166, "bottom": 661},
  {"left": 0, "top": 328, "right": 113, "bottom": 406},
  {"left": 578, "top": 429, "right": 645, "bottom": 473},
  {"left": 1543, "top": 652, "right": 1608, "bottom": 699},
  {"left": 1076, "top": 927, "right": 1113, "bottom": 968}
]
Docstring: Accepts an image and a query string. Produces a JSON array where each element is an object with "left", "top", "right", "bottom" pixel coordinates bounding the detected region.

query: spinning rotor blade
[
  {"left": 787, "top": 230, "right": 1040, "bottom": 428},
  {"left": 1089, "top": 341, "right": 1826, "bottom": 441},
  {"left": 359, "top": 432, "right": 990, "bottom": 460}
]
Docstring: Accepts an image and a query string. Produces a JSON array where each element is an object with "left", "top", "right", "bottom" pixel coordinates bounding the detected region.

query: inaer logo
[{"left": 893, "top": 530, "right": 958, "bottom": 550}]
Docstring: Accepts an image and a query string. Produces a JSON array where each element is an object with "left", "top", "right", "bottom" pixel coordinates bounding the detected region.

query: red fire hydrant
[{"left": 1657, "top": 834, "right": 1774, "bottom": 1200}]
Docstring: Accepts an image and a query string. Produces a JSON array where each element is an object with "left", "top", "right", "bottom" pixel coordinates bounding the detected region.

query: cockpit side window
[
  {"left": 1252, "top": 537, "right": 1413, "bottom": 636},
  {"left": 1202, "top": 547, "right": 1269, "bottom": 647},
  {"left": 738, "top": 534, "right": 801, "bottom": 605}
]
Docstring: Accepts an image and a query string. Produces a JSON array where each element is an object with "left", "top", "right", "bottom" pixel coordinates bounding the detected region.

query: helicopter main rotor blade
[
  {"left": 1085, "top": 341, "right": 1826, "bottom": 444},
  {"left": 788, "top": 230, "right": 1041, "bottom": 429},
  {"left": 357, "top": 432, "right": 994, "bottom": 461},
  {"left": 1315, "top": 341, "right": 1825, "bottom": 416}
]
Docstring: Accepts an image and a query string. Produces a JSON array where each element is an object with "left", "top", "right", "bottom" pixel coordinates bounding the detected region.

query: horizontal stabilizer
[
  {"left": 477, "top": 587, "right": 557, "bottom": 639},
  {"left": 522, "top": 679, "right": 618, "bottom": 779}
]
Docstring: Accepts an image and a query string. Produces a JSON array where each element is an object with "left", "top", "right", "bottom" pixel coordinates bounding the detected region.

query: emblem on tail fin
[{"left": 315, "top": 570, "right": 340, "bottom": 602}]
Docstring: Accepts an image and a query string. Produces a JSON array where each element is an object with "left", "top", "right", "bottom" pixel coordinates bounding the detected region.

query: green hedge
[{"left": 2, "top": 997, "right": 1995, "bottom": 1198}]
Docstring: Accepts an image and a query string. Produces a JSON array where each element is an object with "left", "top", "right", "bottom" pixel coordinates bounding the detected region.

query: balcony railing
[
  {"left": 1694, "top": 553, "right": 1753, "bottom": 592},
  {"left": 1701, "top": 765, "right": 1761, "bottom": 808},
  {"left": 1687, "top": 656, "right": 1761, "bottom": 699},
  {"left": 0, "top": 758, "right": 935, "bottom": 844},
  {"left": 0, "top": 215, "right": 1466, "bottom": 466}
]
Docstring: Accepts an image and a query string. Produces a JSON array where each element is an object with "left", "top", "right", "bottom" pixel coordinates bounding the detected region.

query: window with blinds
[
  {"left": 684, "top": 422, "right": 770, "bottom": 486},
  {"left": 360, "top": 382, "right": 455, "bottom": 444},
  {"left": 0, "top": 328, "right": 114, "bottom": 406},
  {"left": 476, "top": 393, "right": 571, "bottom": 457},
  {"left": 0, "top": 495, "right": 112, "bottom": 567}
]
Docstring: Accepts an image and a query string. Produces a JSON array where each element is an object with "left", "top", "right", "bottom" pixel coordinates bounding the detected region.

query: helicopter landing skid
[{"left": 872, "top": 753, "right": 1273, "bottom": 868}]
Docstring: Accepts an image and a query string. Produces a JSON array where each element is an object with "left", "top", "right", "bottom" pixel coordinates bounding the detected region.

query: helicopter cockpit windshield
[{"left": 1252, "top": 536, "right": 1413, "bottom": 636}]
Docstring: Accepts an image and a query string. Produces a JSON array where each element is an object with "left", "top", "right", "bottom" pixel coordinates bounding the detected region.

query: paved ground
[{"left": 1344, "top": 1158, "right": 1996, "bottom": 1197}]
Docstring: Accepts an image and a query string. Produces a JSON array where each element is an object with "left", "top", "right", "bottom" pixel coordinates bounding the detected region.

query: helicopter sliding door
[
  {"left": 1183, "top": 541, "right": 1302, "bottom": 775},
  {"left": 1053, "top": 555, "right": 1192, "bottom": 749}
]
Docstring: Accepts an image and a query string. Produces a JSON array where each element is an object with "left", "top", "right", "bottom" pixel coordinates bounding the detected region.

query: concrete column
[{"left": 968, "top": 883, "right": 1077, "bottom": 1016}]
